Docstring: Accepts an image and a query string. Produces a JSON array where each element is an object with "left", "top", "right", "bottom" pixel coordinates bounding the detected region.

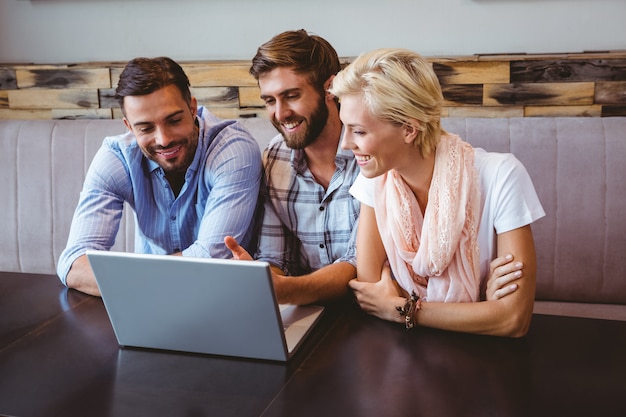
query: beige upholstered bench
[{"left": 2, "top": 117, "right": 625, "bottom": 320}]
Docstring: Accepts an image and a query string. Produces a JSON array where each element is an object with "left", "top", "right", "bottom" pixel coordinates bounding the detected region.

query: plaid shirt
[{"left": 254, "top": 134, "right": 360, "bottom": 276}]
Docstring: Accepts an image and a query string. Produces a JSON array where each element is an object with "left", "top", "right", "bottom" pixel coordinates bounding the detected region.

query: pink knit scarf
[{"left": 373, "top": 133, "right": 481, "bottom": 302}]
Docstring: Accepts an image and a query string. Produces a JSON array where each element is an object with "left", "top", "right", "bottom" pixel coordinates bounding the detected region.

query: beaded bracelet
[{"left": 396, "top": 291, "right": 422, "bottom": 330}]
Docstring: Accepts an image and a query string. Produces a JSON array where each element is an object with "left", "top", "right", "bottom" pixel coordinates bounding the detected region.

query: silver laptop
[{"left": 86, "top": 250, "right": 324, "bottom": 362}]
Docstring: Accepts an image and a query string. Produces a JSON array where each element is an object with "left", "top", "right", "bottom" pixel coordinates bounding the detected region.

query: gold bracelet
[{"left": 396, "top": 291, "right": 422, "bottom": 330}]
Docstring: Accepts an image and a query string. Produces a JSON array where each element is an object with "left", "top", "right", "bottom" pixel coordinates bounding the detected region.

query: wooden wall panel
[
  {"left": 190, "top": 86, "right": 239, "bottom": 108},
  {"left": 15, "top": 68, "right": 110, "bottom": 89},
  {"left": 446, "top": 106, "right": 524, "bottom": 118},
  {"left": 210, "top": 107, "right": 265, "bottom": 119},
  {"left": 52, "top": 109, "right": 114, "bottom": 120},
  {"left": 109, "top": 67, "right": 124, "bottom": 90},
  {"left": 602, "top": 106, "right": 626, "bottom": 117},
  {"left": 1, "top": 52, "right": 625, "bottom": 119},
  {"left": 8, "top": 89, "right": 99, "bottom": 109},
  {"left": 0, "top": 109, "right": 52, "bottom": 119},
  {"left": 524, "top": 105, "right": 602, "bottom": 117},
  {"left": 484, "top": 82, "right": 595, "bottom": 106},
  {"left": 433, "top": 61, "right": 509, "bottom": 84},
  {"left": 184, "top": 63, "right": 257, "bottom": 87},
  {"left": 99, "top": 88, "right": 117, "bottom": 109},
  {"left": 0, "top": 68, "right": 17, "bottom": 90},
  {"left": 442, "top": 84, "right": 483, "bottom": 106},
  {"left": 595, "top": 81, "right": 626, "bottom": 104},
  {"left": 239, "top": 86, "right": 263, "bottom": 107},
  {"left": 511, "top": 59, "right": 626, "bottom": 83}
]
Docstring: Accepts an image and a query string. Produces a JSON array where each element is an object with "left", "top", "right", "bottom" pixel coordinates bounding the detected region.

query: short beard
[
  {"left": 149, "top": 123, "right": 198, "bottom": 175},
  {"left": 273, "top": 93, "right": 329, "bottom": 150}
]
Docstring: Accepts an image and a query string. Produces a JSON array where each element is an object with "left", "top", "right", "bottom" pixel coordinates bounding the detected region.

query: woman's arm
[
  {"left": 350, "top": 224, "right": 537, "bottom": 337},
  {"left": 412, "top": 225, "right": 536, "bottom": 337},
  {"left": 355, "top": 205, "right": 389, "bottom": 283}
]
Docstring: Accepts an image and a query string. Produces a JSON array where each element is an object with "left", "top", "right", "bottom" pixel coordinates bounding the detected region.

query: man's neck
[
  {"left": 166, "top": 172, "right": 186, "bottom": 198},
  {"left": 303, "top": 114, "right": 343, "bottom": 190}
]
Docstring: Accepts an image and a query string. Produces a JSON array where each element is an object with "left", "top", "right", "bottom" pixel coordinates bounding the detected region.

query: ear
[
  {"left": 324, "top": 75, "right": 336, "bottom": 102},
  {"left": 123, "top": 117, "right": 132, "bottom": 132},
  {"left": 403, "top": 119, "right": 420, "bottom": 144},
  {"left": 190, "top": 96, "right": 198, "bottom": 117}
]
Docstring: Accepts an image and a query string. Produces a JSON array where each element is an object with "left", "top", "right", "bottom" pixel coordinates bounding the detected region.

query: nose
[
  {"left": 340, "top": 131, "right": 352, "bottom": 150},
  {"left": 274, "top": 100, "right": 292, "bottom": 121},
  {"left": 154, "top": 126, "right": 174, "bottom": 148}
]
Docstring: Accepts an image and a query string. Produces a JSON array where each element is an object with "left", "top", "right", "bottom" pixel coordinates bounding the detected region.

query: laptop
[{"left": 86, "top": 250, "right": 324, "bottom": 362}]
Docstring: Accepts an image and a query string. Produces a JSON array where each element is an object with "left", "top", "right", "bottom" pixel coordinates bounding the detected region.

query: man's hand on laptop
[{"left": 224, "top": 236, "right": 253, "bottom": 261}]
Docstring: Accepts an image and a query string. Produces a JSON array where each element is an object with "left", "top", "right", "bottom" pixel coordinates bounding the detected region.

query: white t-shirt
[{"left": 350, "top": 148, "right": 546, "bottom": 282}]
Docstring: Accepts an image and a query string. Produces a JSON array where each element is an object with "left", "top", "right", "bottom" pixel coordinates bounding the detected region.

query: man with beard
[
  {"left": 225, "top": 29, "right": 360, "bottom": 305},
  {"left": 57, "top": 57, "right": 262, "bottom": 296}
]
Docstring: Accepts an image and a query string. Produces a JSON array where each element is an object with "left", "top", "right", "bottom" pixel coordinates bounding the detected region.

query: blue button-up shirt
[{"left": 57, "top": 107, "right": 262, "bottom": 284}]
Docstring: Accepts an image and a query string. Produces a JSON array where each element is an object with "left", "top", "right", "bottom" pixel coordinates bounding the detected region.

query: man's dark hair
[
  {"left": 115, "top": 57, "right": 191, "bottom": 113},
  {"left": 250, "top": 29, "right": 341, "bottom": 90}
]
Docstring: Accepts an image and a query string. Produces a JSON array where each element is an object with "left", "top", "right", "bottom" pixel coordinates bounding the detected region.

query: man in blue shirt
[
  {"left": 226, "top": 30, "right": 360, "bottom": 305},
  {"left": 58, "top": 57, "right": 262, "bottom": 296}
]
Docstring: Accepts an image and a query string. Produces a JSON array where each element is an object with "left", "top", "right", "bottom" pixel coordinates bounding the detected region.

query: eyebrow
[
  {"left": 344, "top": 122, "right": 366, "bottom": 128},
  {"left": 260, "top": 88, "right": 301, "bottom": 101},
  {"left": 131, "top": 110, "right": 185, "bottom": 128}
]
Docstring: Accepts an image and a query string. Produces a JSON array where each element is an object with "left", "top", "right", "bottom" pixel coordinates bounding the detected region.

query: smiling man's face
[
  {"left": 259, "top": 67, "right": 329, "bottom": 150},
  {"left": 123, "top": 84, "right": 199, "bottom": 174}
]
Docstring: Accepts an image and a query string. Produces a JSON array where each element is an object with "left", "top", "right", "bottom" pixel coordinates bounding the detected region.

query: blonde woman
[{"left": 329, "top": 49, "right": 545, "bottom": 337}]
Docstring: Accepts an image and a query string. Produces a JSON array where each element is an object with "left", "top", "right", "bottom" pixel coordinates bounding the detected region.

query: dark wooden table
[{"left": 1, "top": 271, "right": 625, "bottom": 417}]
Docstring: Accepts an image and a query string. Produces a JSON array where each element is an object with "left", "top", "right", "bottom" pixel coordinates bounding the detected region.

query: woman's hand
[
  {"left": 486, "top": 254, "right": 523, "bottom": 301},
  {"left": 349, "top": 264, "right": 405, "bottom": 322}
]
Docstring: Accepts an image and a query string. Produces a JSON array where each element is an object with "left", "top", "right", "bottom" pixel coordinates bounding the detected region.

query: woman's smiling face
[{"left": 339, "top": 93, "right": 409, "bottom": 179}]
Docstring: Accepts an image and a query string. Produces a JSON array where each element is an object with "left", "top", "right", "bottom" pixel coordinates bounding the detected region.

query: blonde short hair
[{"left": 329, "top": 48, "right": 444, "bottom": 157}]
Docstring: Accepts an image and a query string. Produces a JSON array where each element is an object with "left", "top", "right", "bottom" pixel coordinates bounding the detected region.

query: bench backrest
[{"left": 1, "top": 117, "right": 625, "bottom": 305}]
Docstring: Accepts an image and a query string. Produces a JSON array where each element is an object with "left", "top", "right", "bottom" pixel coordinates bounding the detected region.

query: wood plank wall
[{"left": 1, "top": 51, "right": 625, "bottom": 120}]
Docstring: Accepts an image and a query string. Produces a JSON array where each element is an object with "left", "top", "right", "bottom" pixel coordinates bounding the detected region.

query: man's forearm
[
  {"left": 65, "top": 254, "right": 101, "bottom": 296},
  {"left": 273, "top": 262, "right": 356, "bottom": 305}
]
